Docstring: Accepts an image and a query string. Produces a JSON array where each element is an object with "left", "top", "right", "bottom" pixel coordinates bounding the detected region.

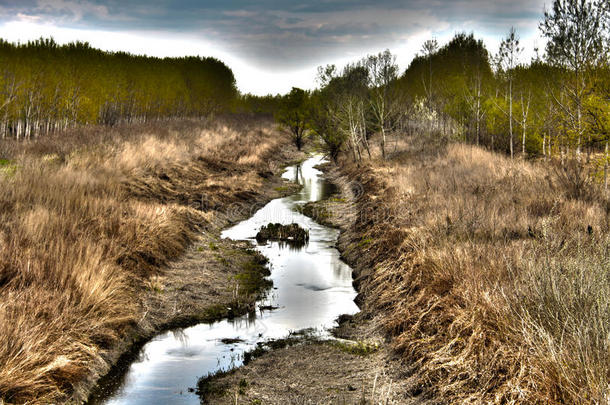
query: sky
[{"left": 0, "top": 0, "right": 548, "bottom": 95}]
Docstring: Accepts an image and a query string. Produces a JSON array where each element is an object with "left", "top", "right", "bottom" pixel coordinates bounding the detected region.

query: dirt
[{"left": 201, "top": 315, "right": 429, "bottom": 405}]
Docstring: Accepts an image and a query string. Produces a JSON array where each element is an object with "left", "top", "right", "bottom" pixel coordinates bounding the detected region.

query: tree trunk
[
  {"left": 521, "top": 93, "right": 530, "bottom": 157},
  {"left": 360, "top": 110, "right": 372, "bottom": 159},
  {"left": 475, "top": 84, "right": 481, "bottom": 146},
  {"left": 381, "top": 126, "right": 386, "bottom": 159},
  {"left": 604, "top": 141, "right": 608, "bottom": 194},
  {"left": 1, "top": 110, "right": 7, "bottom": 139},
  {"left": 509, "top": 78, "right": 513, "bottom": 159},
  {"left": 576, "top": 68, "right": 582, "bottom": 157},
  {"left": 522, "top": 122, "right": 526, "bottom": 156}
]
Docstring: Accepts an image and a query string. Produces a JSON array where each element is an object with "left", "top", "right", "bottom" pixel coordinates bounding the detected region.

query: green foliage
[
  {"left": 0, "top": 37, "right": 237, "bottom": 139},
  {"left": 332, "top": 340, "right": 380, "bottom": 356},
  {"left": 539, "top": 0, "right": 610, "bottom": 155},
  {"left": 275, "top": 87, "right": 310, "bottom": 150},
  {"left": 308, "top": 87, "right": 346, "bottom": 161},
  {"left": 399, "top": 33, "right": 493, "bottom": 106},
  {"left": 309, "top": 63, "right": 372, "bottom": 161},
  {"left": 0, "top": 159, "right": 16, "bottom": 177},
  {"left": 540, "top": 0, "right": 609, "bottom": 71},
  {"left": 234, "top": 93, "right": 282, "bottom": 115},
  {"left": 305, "top": 28, "right": 608, "bottom": 162}
]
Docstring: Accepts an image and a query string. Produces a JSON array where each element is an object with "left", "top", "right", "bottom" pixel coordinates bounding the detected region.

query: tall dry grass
[
  {"left": 343, "top": 137, "right": 609, "bottom": 404},
  {"left": 0, "top": 117, "right": 288, "bottom": 403}
]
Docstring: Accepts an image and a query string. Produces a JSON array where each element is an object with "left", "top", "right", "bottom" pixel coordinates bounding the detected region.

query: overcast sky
[{"left": 0, "top": 0, "right": 547, "bottom": 95}]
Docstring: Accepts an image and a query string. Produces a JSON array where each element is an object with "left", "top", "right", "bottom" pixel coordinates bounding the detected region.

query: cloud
[
  {"left": 0, "top": 0, "right": 548, "bottom": 93},
  {"left": 222, "top": 10, "right": 258, "bottom": 18},
  {"left": 36, "top": 0, "right": 111, "bottom": 22},
  {"left": 16, "top": 13, "right": 42, "bottom": 22}
]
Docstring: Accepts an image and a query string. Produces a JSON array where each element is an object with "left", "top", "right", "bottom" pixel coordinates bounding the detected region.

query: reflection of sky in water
[{"left": 91, "top": 155, "right": 358, "bottom": 405}]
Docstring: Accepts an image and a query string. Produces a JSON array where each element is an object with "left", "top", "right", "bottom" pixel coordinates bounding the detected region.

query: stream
[{"left": 89, "top": 155, "right": 359, "bottom": 404}]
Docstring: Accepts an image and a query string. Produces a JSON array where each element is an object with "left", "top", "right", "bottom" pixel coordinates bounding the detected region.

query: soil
[{"left": 201, "top": 316, "right": 428, "bottom": 405}]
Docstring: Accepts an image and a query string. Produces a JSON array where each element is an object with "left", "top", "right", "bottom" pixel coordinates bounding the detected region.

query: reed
[
  {"left": 341, "top": 136, "right": 609, "bottom": 404},
  {"left": 0, "top": 116, "right": 287, "bottom": 403}
]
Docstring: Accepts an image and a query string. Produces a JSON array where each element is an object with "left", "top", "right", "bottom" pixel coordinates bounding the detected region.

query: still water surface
[{"left": 90, "top": 155, "right": 359, "bottom": 404}]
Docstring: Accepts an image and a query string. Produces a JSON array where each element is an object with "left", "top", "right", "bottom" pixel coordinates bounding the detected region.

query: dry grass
[
  {"left": 0, "top": 117, "right": 288, "bottom": 403},
  {"left": 341, "top": 137, "right": 610, "bottom": 404}
]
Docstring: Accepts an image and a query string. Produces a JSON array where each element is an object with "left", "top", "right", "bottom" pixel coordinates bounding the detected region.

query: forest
[
  {"left": 0, "top": 38, "right": 237, "bottom": 139},
  {"left": 273, "top": 1, "right": 609, "bottom": 187},
  {"left": 5, "top": 3, "right": 607, "bottom": 170}
]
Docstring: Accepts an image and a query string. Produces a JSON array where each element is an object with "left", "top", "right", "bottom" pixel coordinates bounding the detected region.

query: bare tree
[
  {"left": 420, "top": 39, "right": 438, "bottom": 102},
  {"left": 366, "top": 49, "right": 399, "bottom": 159},
  {"left": 420, "top": 39, "right": 438, "bottom": 132},
  {"left": 276, "top": 87, "right": 310, "bottom": 150},
  {"left": 497, "top": 27, "right": 522, "bottom": 159},
  {"left": 540, "top": 0, "right": 609, "bottom": 157},
  {"left": 519, "top": 90, "right": 532, "bottom": 155},
  {"left": 464, "top": 42, "right": 490, "bottom": 146}
]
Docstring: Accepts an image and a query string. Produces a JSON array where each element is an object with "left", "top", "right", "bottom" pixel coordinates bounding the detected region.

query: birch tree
[
  {"left": 497, "top": 27, "right": 522, "bottom": 159},
  {"left": 421, "top": 39, "right": 438, "bottom": 132},
  {"left": 366, "top": 49, "right": 399, "bottom": 159},
  {"left": 540, "top": 0, "right": 609, "bottom": 157}
]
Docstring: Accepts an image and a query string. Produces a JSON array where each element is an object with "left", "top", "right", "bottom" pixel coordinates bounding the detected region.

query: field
[
  {"left": 335, "top": 135, "right": 610, "bottom": 404},
  {"left": 1, "top": 118, "right": 608, "bottom": 404},
  {"left": 0, "top": 117, "right": 296, "bottom": 403}
]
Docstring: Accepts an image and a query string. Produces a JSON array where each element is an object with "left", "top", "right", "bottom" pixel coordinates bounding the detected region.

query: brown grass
[
  {"left": 0, "top": 116, "right": 289, "bottom": 403},
  {"left": 340, "top": 136, "right": 610, "bottom": 404}
]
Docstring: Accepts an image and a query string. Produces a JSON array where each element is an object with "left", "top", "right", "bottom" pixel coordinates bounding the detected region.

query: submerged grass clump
[
  {"left": 299, "top": 201, "right": 330, "bottom": 223},
  {"left": 196, "top": 368, "right": 235, "bottom": 399},
  {"left": 242, "top": 332, "right": 320, "bottom": 365},
  {"left": 230, "top": 249, "right": 273, "bottom": 299},
  {"left": 197, "top": 332, "right": 319, "bottom": 402},
  {"left": 255, "top": 223, "right": 309, "bottom": 245}
]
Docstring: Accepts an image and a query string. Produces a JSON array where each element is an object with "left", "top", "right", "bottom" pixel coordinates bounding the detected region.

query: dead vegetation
[
  {"left": 337, "top": 136, "right": 610, "bottom": 404},
  {"left": 0, "top": 116, "right": 292, "bottom": 403}
]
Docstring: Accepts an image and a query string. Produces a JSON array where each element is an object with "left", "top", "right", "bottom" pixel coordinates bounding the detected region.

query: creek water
[{"left": 89, "top": 155, "right": 359, "bottom": 405}]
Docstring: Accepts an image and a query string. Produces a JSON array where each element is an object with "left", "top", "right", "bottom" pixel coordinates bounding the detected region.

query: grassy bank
[
  {"left": 334, "top": 136, "right": 609, "bottom": 404},
  {"left": 0, "top": 117, "right": 295, "bottom": 403}
]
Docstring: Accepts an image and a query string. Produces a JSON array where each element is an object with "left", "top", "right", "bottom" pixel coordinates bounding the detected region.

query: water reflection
[{"left": 89, "top": 155, "right": 358, "bottom": 405}]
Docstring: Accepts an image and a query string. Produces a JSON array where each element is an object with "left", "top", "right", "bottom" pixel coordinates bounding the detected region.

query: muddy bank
[
  {"left": 201, "top": 317, "right": 421, "bottom": 405},
  {"left": 203, "top": 162, "right": 430, "bottom": 405},
  {"left": 201, "top": 339, "right": 405, "bottom": 404}
]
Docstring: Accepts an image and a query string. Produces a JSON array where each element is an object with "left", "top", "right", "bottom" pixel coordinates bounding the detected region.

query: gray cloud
[{"left": 0, "top": 0, "right": 546, "bottom": 69}]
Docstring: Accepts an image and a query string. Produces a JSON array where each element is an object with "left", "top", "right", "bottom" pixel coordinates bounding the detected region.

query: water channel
[{"left": 90, "top": 155, "right": 359, "bottom": 404}]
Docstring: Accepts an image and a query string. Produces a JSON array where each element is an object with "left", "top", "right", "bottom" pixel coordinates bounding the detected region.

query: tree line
[
  {"left": 275, "top": 0, "right": 609, "bottom": 182},
  {"left": 0, "top": 38, "right": 237, "bottom": 139}
]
